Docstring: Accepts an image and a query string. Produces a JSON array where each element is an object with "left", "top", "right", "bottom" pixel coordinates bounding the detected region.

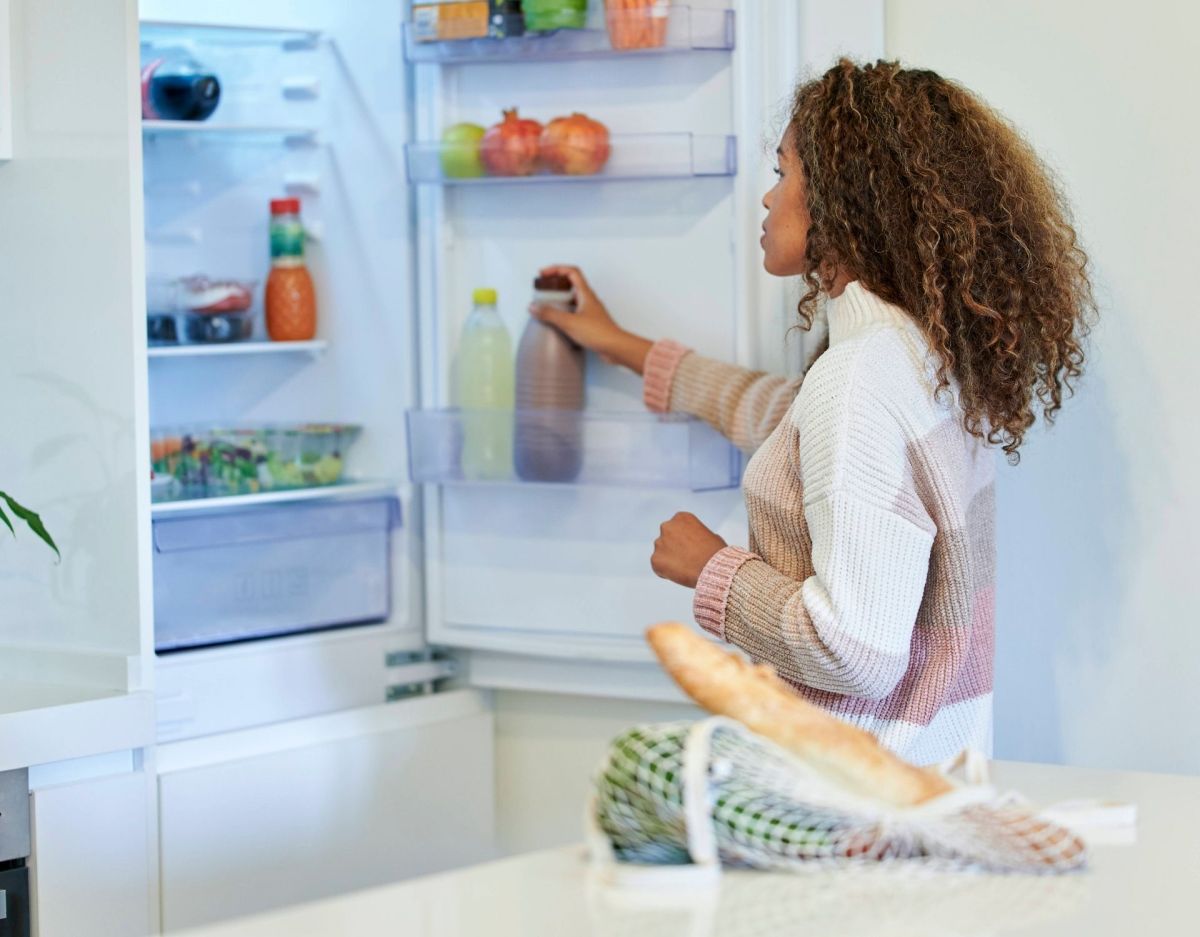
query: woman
[{"left": 532, "top": 59, "right": 1093, "bottom": 765}]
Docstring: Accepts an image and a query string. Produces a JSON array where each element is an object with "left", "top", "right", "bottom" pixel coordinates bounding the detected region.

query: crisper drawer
[{"left": 153, "top": 497, "right": 399, "bottom": 652}]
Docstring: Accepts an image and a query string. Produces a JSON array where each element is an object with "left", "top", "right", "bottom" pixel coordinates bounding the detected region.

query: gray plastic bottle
[{"left": 514, "top": 274, "right": 586, "bottom": 482}]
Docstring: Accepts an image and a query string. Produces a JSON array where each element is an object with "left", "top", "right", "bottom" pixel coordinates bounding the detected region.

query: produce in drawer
[
  {"left": 540, "top": 113, "right": 611, "bottom": 175},
  {"left": 149, "top": 424, "right": 362, "bottom": 500},
  {"left": 604, "top": 0, "right": 669, "bottom": 50},
  {"left": 481, "top": 109, "right": 544, "bottom": 176}
]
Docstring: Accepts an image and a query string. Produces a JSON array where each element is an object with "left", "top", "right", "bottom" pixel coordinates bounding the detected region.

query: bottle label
[{"left": 270, "top": 219, "right": 306, "bottom": 259}]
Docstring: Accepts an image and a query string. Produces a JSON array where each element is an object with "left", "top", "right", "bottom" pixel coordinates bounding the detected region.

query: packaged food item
[
  {"left": 147, "top": 276, "right": 180, "bottom": 345},
  {"left": 489, "top": 0, "right": 526, "bottom": 38},
  {"left": 177, "top": 276, "right": 257, "bottom": 344},
  {"left": 456, "top": 288, "right": 514, "bottom": 480},
  {"left": 604, "top": 0, "right": 669, "bottom": 50},
  {"left": 265, "top": 198, "right": 318, "bottom": 342},
  {"left": 141, "top": 48, "right": 221, "bottom": 121},
  {"left": 413, "top": 1, "right": 490, "bottom": 42},
  {"left": 523, "top": 0, "right": 589, "bottom": 33},
  {"left": 514, "top": 274, "right": 585, "bottom": 482}
]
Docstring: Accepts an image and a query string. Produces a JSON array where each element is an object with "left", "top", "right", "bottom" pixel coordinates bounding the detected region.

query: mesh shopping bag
[{"left": 589, "top": 718, "right": 1087, "bottom": 876}]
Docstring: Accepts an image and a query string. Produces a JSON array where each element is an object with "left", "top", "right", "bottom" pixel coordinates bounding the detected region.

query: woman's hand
[
  {"left": 651, "top": 512, "right": 728, "bottom": 589},
  {"left": 531, "top": 265, "right": 653, "bottom": 375}
]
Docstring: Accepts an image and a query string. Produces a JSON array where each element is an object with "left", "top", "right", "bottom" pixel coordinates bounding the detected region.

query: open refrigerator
[{"left": 134, "top": 0, "right": 881, "bottom": 928}]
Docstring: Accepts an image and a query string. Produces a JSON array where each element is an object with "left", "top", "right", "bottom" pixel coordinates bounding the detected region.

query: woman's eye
[{"left": 772, "top": 167, "right": 783, "bottom": 178}]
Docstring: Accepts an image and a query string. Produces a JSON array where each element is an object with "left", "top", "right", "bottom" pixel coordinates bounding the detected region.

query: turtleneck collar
[{"left": 826, "top": 280, "right": 919, "bottom": 346}]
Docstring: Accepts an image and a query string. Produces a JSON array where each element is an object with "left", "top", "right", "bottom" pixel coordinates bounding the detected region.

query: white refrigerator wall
[
  {"left": 0, "top": 0, "right": 149, "bottom": 688},
  {"left": 887, "top": 0, "right": 1200, "bottom": 774}
]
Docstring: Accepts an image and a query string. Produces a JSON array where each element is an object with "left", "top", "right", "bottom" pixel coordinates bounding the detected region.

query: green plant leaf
[
  {"left": 0, "top": 492, "right": 60, "bottom": 560},
  {"left": 0, "top": 501, "right": 13, "bottom": 537}
]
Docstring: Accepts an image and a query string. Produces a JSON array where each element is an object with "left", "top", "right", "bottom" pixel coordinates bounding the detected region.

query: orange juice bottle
[{"left": 265, "top": 198, "right": 317, "bottom": 341}]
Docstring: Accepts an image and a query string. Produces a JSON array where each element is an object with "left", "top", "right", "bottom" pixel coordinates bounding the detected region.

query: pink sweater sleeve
[{"left": 641, "top": 340, "right": 803, "bottom": 450}]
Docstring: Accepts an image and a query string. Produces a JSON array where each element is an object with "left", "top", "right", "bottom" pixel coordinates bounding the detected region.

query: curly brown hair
[{"left": 789, "top": 59, "right": 1095, "bottom": 460}]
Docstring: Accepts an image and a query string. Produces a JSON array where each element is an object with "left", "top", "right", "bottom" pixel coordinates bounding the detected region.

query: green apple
[{"left": 440, "top": 123, "right": 486, "bottom": 179}]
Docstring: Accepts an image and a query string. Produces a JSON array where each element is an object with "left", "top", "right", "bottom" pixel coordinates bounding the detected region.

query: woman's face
[{"left": 760, "top": 132, "right": 812, "bottom": 277}]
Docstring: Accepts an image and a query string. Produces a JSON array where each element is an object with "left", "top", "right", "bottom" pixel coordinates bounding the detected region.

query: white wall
[
  {"left": 887, "top": 0, "right": 1200, "bottom": 773},
  {"left": 0, "top": 0, "right": 149, "bottom": 688}
]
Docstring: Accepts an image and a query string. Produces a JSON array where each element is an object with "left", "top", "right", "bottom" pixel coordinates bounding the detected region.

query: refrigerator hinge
[{"left": 384, "top": 649, "right": 458, "bottom": 701}]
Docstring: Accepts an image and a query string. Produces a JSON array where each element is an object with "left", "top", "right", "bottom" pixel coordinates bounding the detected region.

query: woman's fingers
[
  {"left": 529, "top": 302, "right": 573, "bottom": 331},
  {"left": 539, "top": 264, "right": 595, "bottom": 301}
]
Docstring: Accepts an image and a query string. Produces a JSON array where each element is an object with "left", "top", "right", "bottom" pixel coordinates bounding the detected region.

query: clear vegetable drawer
[{"left": 152, "top": 496, "right": 399, "bottom": 652}]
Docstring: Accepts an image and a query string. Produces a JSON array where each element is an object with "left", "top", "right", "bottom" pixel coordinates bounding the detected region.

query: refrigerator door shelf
[
  {"left": 403, "top": 6, "right": 735, "bottom": 65},
  {"left": 406, "top": 133, "right": 736, "bottom": 185},
  {"left": 407, "top": 408, "right": 744, "bottom": 493}
]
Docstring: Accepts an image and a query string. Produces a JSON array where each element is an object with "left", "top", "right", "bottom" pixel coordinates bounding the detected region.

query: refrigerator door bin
[
  {"left": 405, "top": 133, "right": 736, "bottom": 185},
  {"left": 152, "top": 496, "right": 399, "bottom": 652},
  {"left": 407, "top": 409, "right": 742, "bottom": 492},
  {"left": 403, "top": 5, "right": 736, "bottom": 64}
]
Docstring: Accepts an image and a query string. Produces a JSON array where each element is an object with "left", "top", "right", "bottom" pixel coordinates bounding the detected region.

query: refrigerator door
[{"left": 409, "top": 1, "right": 885, "bottom": 666}]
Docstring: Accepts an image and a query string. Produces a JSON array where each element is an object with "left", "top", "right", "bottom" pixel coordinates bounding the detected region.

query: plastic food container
[
  {"left": 181, "top": 307, "right": 254, "bottom": 343},
  {"left": 149, "top": 423, "right": 363, "bottom": 501},
  {"left": 146, "top": 275, "right": 258, "bottom": 345}
]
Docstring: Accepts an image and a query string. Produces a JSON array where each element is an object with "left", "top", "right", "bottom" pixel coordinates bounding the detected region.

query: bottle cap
[
  {"left": 270, "top": 198, "right": 301, "bottom": 215},
  {"left": 473, "top": 287, "right": 498, "bottom": 305},
  {"left": 534, "top": 274, "right": 572, "bottom": 292}
]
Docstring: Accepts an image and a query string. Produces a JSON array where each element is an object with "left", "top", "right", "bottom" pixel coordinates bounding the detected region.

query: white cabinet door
[
  {"left": 30, "top": 769, "right": 155, "bottom": 937},
  {"left": 157, "top": 692, "right": 494, "bottom": 933}
]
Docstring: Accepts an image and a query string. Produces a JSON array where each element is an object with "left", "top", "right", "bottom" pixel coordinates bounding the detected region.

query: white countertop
[
  {"left": 175, "top": 759, "right": 1199, "bottom": 937},
  {"left": 0, "top": 681, "right": 154, "bottom": 772}
]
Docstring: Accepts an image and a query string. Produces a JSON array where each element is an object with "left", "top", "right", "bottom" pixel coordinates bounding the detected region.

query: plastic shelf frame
[
  {"left": 405, "top": 133, "right": 736, "bottom": 185},
  {"left": 406, "top": 409, "right": 744, "bottom": 492},
  {"left": 403, "top": 5, "right": 734, "bottom": 64},
  {"left": 139, "top": 20, "right": 322, "bottom": 51}
]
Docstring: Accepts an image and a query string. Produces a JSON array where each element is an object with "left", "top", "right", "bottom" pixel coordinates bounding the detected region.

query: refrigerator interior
[
  {"left": 140, "top": 0, "right": 763, "bottom": 710},
  {"left": 140, "top": 0, "right": 420, "bottom": 658}
]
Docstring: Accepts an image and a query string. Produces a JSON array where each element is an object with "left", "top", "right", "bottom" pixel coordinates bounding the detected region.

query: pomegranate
[
  {"left": 540, "top": 113, "right": 611, "bottom": 176},
  {"left": 481, "top": 108, "right": 544, "bottom": 177}
]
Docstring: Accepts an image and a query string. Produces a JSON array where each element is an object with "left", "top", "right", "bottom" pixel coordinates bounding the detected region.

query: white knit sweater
[{"left": 644, "top": 280, "right": 996, "bottom": 764}]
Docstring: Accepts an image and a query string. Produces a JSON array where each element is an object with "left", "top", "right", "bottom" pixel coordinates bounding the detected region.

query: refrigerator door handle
[{"left": 1, "top": 887, "right": 7, "bottom": 919}]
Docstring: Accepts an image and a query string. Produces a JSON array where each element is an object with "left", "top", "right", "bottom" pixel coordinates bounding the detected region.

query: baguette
[{"left": 646, "top": 621, "right": 953, "bottom": 807}]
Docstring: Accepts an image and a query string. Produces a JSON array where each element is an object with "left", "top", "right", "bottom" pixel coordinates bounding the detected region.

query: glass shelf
[
  {"left": 139, "top": 20, "right": 322, "bottom": 51},
  {"left": 407, "top": 409, "right": 743, "bottom": 492},
  {"left": 148, "top": 340, "right": 328, "bottom": 360},
  {"left": 150, "top": 480, "right": 396, "bottom": 517},
  {"left": 142, "top": 121, "right": 319, "bottom": 147},
  {"left": 405, "top": 133, "right": 735, "bottom": 185},
  {"left": 403, "top": 5, "right": 733, "bottom": 64}
]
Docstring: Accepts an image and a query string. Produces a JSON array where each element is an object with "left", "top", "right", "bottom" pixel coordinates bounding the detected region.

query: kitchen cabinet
[
  {"left": 29, "top": 767, "right": 156, "bottom": 937},
  {"left": 157, "top": 692, "right": 493, "bottom": 932}
]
